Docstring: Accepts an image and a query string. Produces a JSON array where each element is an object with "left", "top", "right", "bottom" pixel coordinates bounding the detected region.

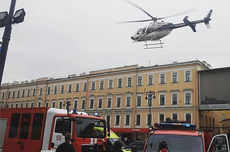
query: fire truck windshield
[
  {"left": 75, "top": 117, "right": 106, "bottom": 138},
  {"left": 145, "top": 134, "right": 203, "bottom": 152}
]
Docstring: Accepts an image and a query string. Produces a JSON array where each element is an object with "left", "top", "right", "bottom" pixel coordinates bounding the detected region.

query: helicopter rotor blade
[
  {"left": 124, "top": 0, "right": 157, "bottom": 21},
  {"left": 117, "top": 19, "right": 153, "bottom": 23},
  {"left": 157, "top": 8, "right": 197, "bottom": 20}
]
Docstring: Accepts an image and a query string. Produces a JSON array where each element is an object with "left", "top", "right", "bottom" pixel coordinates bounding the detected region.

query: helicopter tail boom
[{"left": 183, "top": 16, "right": 196, "bottom": 32}]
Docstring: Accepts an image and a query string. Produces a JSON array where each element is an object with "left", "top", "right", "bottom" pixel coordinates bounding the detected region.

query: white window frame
[
  {"left": 91, "top": 81, "right": 96, "bottom": 90},
  {"left": 171, "top": 71, "right": 178, "bottom": 83},
  {"left": 159, "top": 113, "right": 165, "bottom": 123},
  {"left": 106, "top": 115, "right": 111, "bottom": 126},
  {"left": 53, "top": 86, "right": 57, "bottom": 94},
  {"left": 159, "top": 73, "right": 166, "bottom": 84},
  {"left": 171, "top": 113, "right": 178, "bottom": 121},
  {"left": 136, "top": 95, "right": 142, "bottom": 107},
  {"left": 59, "top": 100, "right": 63, "bottom": 109},
  {"left": 99, "top": 80, "right": 104, "bottom": 90},
  {"left": 185, "top": 112, "right": 192, "bottom": 123},
  {"left": 108, "top": 79, "right": 113, "bottom": 89},
  {"left": 89, "top": 98, "right": 94, "bottom": 109},
  {"left": 45, "top": 100, "right": 49, "bottom": 107},
  {"left": 146, "top": 113, "right": 153, "bottom": 126},
  {"left": 171, "top": 91, "right": 178, "bottom": 106},
  {"left": 159, "top": 92, "right": 166, "bottom": 106},
  {"left": 184, "top": 70, "right": 192, "bottom": 82},
  {"left": 73, "top": 98, "right": 78, "bottom": 109},
  {"left": 116, "top": 96, "right": 122, "bottom": 108},
  {"left": 117, "top": 78, "right": 123, "bottom": 88},
  {"left": 68, "top": 84, "right": 72, "bottom": 93},
  {"left": 148, "top": 74, "right": 154, "bottom": 85},
  {"left": 137, "top": 76, "right": 143, "bottom": 86},
  {"left": 107, "top": 97, "right": 112, "bottom": 108},
  {"left": 75, "top": 83, "right": 80, "bottom": 92},
  {"left": 124, "top": 114, "right": 131, "bottom": 127},
  {"left": 135, "top": 114, "right": 141, "bottom": 126},
  {"left": 98, "top": 97, "right": 103, "bottom": 109},
  {"left": 125, "top": 95, "right": 132, "bottom": 108},
  {"left": 52, "top": 100, "right": 56, "bottom": 108},
  {"left": 30, "top": 101, "right": 34, "bottom": 107},
  {"left": 81, "top": 98, "right": 85, "bottom": 109},
  {"left": 184, "top": 90, "right": 192, "bottom": 105},
  {"left": 114, "top": 114, "right": 121, "bottom": 127},
  {"left": 127, "top": 77, "right": 132, "bottom": 87},
  {"left": 60, "top": 85, "right": 64, "bottom": 94}
]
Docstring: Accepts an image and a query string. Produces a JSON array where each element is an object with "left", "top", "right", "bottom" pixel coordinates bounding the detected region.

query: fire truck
[
  {"left": 143, "top": 121, "right": 230, "bottom": 152},
  {"left": 0, "top": 107, "right": 107, "bottom": 152}
]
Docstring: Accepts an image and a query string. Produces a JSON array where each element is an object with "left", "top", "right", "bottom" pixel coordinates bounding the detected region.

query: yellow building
[{"left": 0, "top": 60, "right": 219, "bottom": 140}]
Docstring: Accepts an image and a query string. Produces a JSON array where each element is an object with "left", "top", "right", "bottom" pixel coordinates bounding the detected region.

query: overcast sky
[{"left": 1, "top": 0, "right": 230, "bottom": 84}]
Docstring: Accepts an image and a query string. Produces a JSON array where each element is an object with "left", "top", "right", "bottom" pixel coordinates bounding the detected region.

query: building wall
[{"left": 0, "top": 60, "right": 210, "bottom": 138}]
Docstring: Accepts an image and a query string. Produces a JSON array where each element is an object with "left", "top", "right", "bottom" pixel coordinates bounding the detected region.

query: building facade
[{"left": 0, "top": 60, "right": 211, "bottom": 140}]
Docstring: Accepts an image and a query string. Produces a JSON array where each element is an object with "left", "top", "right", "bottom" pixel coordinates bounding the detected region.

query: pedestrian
[
  {"left": 93, "top": 139, "right": 109, "bottom": 152},
  {"left": 157, "top": 140, "right": 169, "bottom": 152},
  {"left": 109, "top": 141, "right": 123, "bottom": 152},
  {"left": 56, "top": 133, "right": 75, "bottom": 152}
]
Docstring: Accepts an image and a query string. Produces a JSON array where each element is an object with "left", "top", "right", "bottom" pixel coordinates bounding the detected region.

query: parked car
[{"left": 128, "top": 141, "right": 145, "bottom": 152}]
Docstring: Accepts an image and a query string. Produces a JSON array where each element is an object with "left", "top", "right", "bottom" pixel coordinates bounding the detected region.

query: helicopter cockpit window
[
  {"left": 147, "top": 27, "right": 154, "bottom": 33},
  {"left": 137, "top": 28, "right": 142, "bottom": 34},
  {"left": 142, "top": 28, "right": 146, "bottom": 33}
]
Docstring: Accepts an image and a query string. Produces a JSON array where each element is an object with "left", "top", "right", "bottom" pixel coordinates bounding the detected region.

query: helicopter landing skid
[{"left": 143, "top": 40, "right": 164, "bottom": 49}]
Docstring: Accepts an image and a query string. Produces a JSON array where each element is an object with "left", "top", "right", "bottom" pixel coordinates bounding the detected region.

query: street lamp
[
  {"left": 145, "top": 91, "right": 156, "bottom": 129},
  {"left": 0, "top": 0, "right": 26, "bottom": 85}
]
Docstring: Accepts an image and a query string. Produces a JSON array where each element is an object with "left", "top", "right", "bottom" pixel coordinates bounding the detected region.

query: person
[
  {"left": 93, "top": 139, "right": 109, "bottom": 152},
  {"left": 157, "top": 141, "right": 169, "bottom": 152},
  {"left": 109, "top": 141, "right": 123, "bottom": 152},
  {"left": 56, "top": 133, "right": 75, "bottom": 152}
]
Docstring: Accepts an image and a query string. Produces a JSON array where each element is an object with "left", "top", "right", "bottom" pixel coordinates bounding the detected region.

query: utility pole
[{"left": 145, "top": 91, "right": 156, "bottom": 129}]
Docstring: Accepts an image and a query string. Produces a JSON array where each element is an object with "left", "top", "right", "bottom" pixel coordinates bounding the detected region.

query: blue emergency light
[{"left": 158, "top": 122, "right": 196, "bottom": 129}]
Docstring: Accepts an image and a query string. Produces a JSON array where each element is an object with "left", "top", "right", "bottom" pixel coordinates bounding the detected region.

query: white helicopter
[{"left": 120, "top": 1, "right": 213, "bottom": 49}]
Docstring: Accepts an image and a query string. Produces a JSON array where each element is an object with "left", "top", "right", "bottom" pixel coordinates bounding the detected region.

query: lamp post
[
  {"left": 0, "top": 0, "right": 26, "bottom": 85},
  {"left": 145, "top": 91, "right": 156, "bottom": 129}
]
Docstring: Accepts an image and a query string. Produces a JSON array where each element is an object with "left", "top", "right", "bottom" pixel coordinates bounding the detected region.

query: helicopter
[{"left": 120, "top": 1, "right": 213, "bottom": 49}]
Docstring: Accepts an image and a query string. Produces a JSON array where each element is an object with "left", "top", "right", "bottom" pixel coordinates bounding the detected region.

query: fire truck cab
[
  {"left": 143, "top": 122, "right": 229, "bottom": 152},
  {"left": 0, "top": 107, "right": 107, "bottom": 152}
]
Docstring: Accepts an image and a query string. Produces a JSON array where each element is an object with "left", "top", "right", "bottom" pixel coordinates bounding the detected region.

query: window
[
  {"left": 107, "top": 97, "right": 112, "bottom": 108},
  {"left": 75, "top": 83, "right": 79, "bottom": 92},
  {"left": 54, "top": 118, "right": 71, "bottom": 135},
  {"left": 7, "top": 91, "right": 11, "bottom": 99},
  {"left": 31, "top": 101, "right": 34, "bottom": 108},
  {"left": 25, "top": 102, "right": 28, "bottom": 108},
  {"left": 125, "top": 115, "right": 130, "bottom": 126},
  {"left": 12, "top": 91, "right": 15, "bottom": 98},
  {"left": 185, "top": 70, "right": 191, "bottom": 82},
  {"left": 221, "top": 114, "right": 225, "bottom": 120},
  {"left": 39, "top": 88, "right": 43, "bottom": 96},
  {"left": 98, "top": 98, "right": 103, "bottom": 109},
  {"left": 127, "top": 77, "right": 132, "bottom": 87},
  {"left": 108, "top": 80, "right": 113, "bottom": 89},
  {"left": 27, "top": 89, "right": 30, "bottom": 97},
  {"left": 186, "top": 113, "right": 191, "bottom": 123},
  {"left": 89, "top": 99, "right": 94, "bottom": 109},
  {"left": 159, "top": 93, "right": 165, "bottom": 106},
  {"left": 9, "top": 114, "right": 20, "bottom": 138},
  {"left": 20, "top": 103, "right": 23, "bottom": 108},
  {"left": 68, "top": 84, "right": 72, "bottom": 93},
  {"left": 137, "top": 96, "right": 142, "bottom": 107},
  {"left": 148, "top": 75, "right": 154, "bottom": 85},
  {"left": 53, "top": 86, "right": 57, "bottom": 94},
  {"left": 31, "top": 113, "right": 44, "bottom": 140},
  {"left": 74, "top": 99, "right": 78, "bottom": 109},
  {"left": 185, "top": 92, "right": 191, "bottom": 105},
  {"left": 172, "top": 72, "right": 178, "bottom": 83},
  {"left": 61, "top": 85, "right": 64, "bottom": 94},
  {"left": 115, "top": 115, "right": 120, "bottom": 126},
  {"left": 147, "top": 114, "right": 152, "bottom": 126},
  {"left": 106, "top": 115, "right": 111, "bottom": 126},
  {"left": 172, "top": 113, "right": 178, "bottom": 121},
  {"left": 47, "top": 87, "right": 50, "bottom": 95},
  {"left": 59, "top": 100, "right": 63, "bottom": 109},
  {"left": 99, "top": 81, "right": 104, "bottom": 90},
  {"left": 160, "top": 73, "right": 166, "bottom": 84},
  {"left": 1, "top": 92, "right": 5, "bottom": 99},
  {"left": 22, "top": 90, "right": 25, "bottom": 97},
  {"left": 136, "top": 114, "right": 141, "bottom": 126},
  {"left": 32, "top": 89, "right": 36, "bottom": 96},
  {"left": 52, "top": 101, "right": 56, "bottom": 108},
  {"left": 137, "top": 76, "right": 142, "bottom": 86},
  {"left": 81, "top": 99, "right": 85, "bottom": 109},
  {"left": 126, "top": 96, "right": 131, "bottom": 107},
  {"left": 91, "top": 82, "right": 95, "bottom": 90},
  {"left": 38, "top": 101, "right": 41, "bottom": 107},
  {"left": 19, "top": 114, "right": 31, "bottom": 139},
  {"left": 171, "top": 92, "right": 178, "bottom": 105},
  {"left": 118, "top": 78, "right": 122, "bottom": 88},
  {"left": 45, "top": 101, "right": 49, "bottom": 107},
  {"left": 116, "top": 97, "right": 121, "bottom": 108},
  {"left": 17, "top": 90, "right": 20, "bottom": 98},
  {"left": 159, "top": 114, "right": 164, "bottom": 122},
  {"left": 83, "top": 82, "right": 87, "bottom": 91}
]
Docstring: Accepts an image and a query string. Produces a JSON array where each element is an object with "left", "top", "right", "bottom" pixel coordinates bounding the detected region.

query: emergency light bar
[{"left": 156, "top": 122, "right": 196, "bottom": 130}]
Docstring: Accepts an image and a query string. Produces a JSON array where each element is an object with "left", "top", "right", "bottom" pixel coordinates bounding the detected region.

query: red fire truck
[
  {"left": 0, "top": 107, "right": 107, "bottom": 152},
  {"left": 143, "top": 121, "right": 230, "bottom": 152}
]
